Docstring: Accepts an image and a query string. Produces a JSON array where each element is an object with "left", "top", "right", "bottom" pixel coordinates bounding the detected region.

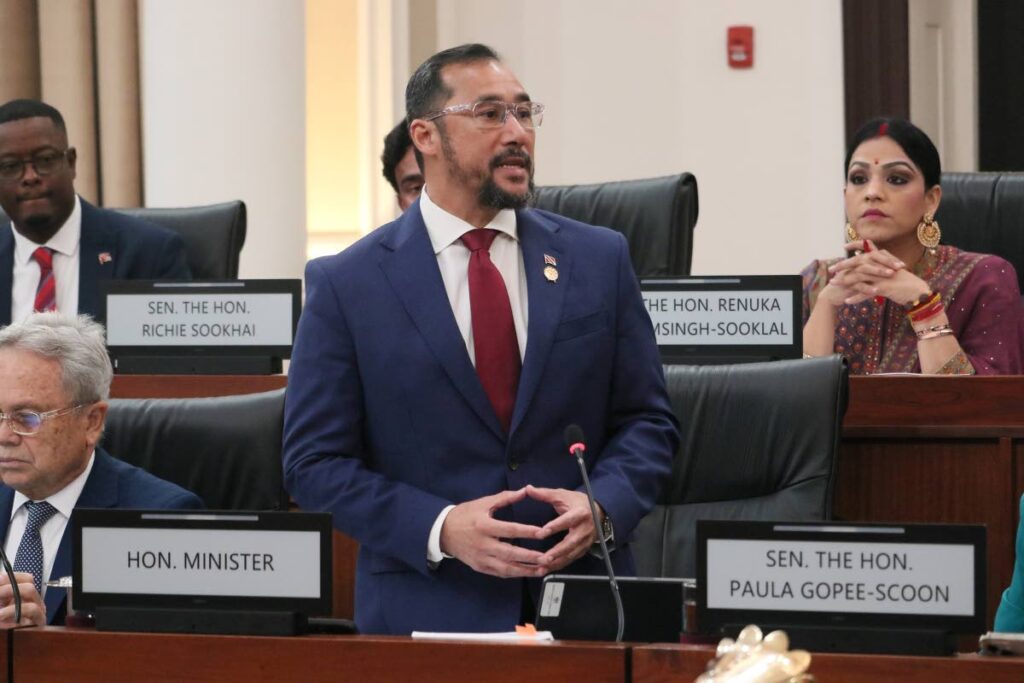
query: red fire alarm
[{"left": 727, "top": 26, "right": 754, "bottom": 68}]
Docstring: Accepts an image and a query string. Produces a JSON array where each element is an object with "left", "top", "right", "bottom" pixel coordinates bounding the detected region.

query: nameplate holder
[
  {"left": 641, "top": 275, "right": 802, "bottom": 364},
  {"left": 697, "top": 520, "right": 986, "bottom": 656},
  {"left": 73, "top": 510, "right": 332, "bottom": 636},
  {"left": 101, "top": 279, "right": 301, "bottom": 374}
]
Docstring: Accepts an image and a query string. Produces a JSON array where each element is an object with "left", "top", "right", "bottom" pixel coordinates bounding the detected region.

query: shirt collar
[
  {"left": 11, "top": 194, "right": 82, "bottom": 265},
  {"left": 418, "top": 186, "right": 517, "bottom": 255},
  {"left": 10, "top": 450, "right": 96, "bottom": 522}
]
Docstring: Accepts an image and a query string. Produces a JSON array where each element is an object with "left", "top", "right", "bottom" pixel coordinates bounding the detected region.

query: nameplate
[
  {"left": 103, "top": 280, "right": 300, "bottom": 348},
  {"left": 73, "top": 510, "right": 331, "bottom": 615},
  {"left": 697, "top": 521, "right": 985, "bottom": 636},
  {"left": 641, "top": 276, "right": 801, "bottom": 363}
]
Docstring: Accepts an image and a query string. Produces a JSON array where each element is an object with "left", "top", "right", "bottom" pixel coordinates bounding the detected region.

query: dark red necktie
[
  {"left": 32, "top": 247, "right": 56, "bottom": 312},
  {"left": 461, "top": 229, "right": 521, "bottom": 432}
]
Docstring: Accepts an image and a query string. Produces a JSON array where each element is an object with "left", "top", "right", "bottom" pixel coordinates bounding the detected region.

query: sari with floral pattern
[{"left": 801, "top": 246, "right": 1024, "bottom": 375}]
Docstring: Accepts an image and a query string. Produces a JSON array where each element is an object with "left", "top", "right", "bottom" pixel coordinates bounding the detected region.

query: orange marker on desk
[{"left": 862, "top": 240, "right": 886, "bottom": 306}]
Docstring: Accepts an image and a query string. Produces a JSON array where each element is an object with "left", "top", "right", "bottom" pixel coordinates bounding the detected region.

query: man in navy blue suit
[
  {"left": 0, "top": 99, "right": 190, "bottom": 326},
  {"left": 0, "top": 313, "right": 203, "bottom": 627},
  {"left": 284, "top": 44, "right": 679, "bottom": 635}
]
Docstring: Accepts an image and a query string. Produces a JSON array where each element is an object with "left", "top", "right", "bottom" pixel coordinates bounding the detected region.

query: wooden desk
[
  {"left": 632, "top": 643, "right": 1024, "bottom": 683},
  {"left": 13, "top": 628, "right": 627, "bottom": 683},
  {"left": 839, "top": 375, "right": 1024, "bottom": 625}
]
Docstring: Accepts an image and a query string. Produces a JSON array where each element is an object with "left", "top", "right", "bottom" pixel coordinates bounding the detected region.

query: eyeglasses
[
  {"left": 0, "top": 404, "right": 85, "bottom": 436},
  {"left": 0, "top": 149, "right": 71, "bottom": 183},
  {"left": 424, "top": 100, "right": 545, "bottom": 130}
]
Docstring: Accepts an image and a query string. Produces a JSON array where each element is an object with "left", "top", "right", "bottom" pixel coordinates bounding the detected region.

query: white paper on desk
[{"left": 410, "top": 631, "right": 554, "bottom": 642}]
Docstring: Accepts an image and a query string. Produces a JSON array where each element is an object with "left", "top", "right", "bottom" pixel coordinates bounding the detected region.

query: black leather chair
[
  {"left": 114, "top": 200, "right": 247, "bottom": 279},
  {"left": 532, "top": 174, "right": 699, "bottom": 277},
  {"left": 102, "top": 389, "right": 287, "bottom": 510},
  {"left": 633, "top": 355, "right": 848, "bottom": 578},
  {"left": 936, "top": 172, "right": 1024, "bottom": 293}
]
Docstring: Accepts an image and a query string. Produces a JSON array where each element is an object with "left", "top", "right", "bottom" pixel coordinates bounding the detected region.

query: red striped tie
[
  {"left": 32, "top": 247, "right": 56, "bottom": 312},
  {"left": 461, "top": 229, "right": 521, "bottom": 433}
]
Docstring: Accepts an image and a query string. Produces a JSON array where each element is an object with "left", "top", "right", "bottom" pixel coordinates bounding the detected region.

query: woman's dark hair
[{"left": 844, "top": 117, "right": 941, "bottom": 189}]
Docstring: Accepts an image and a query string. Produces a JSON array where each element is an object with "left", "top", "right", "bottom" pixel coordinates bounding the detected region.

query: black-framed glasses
[
  {"left": 0, "top": 149, "right": 71, "bottom": 183},
  {"left": 0, "top": 404, "right": 85, "bottom": 436},
  {"left": 424, "top": 100, "right": 545, "bottom": 130}
]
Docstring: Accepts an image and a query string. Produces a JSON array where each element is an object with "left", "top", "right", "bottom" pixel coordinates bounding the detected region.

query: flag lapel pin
[{"left": 543, "top": 254, "right": 558, "bottom": 282}]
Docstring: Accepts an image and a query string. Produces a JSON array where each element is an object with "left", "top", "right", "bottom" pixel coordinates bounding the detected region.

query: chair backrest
[
  {"left": 532, "top": 173, "right": 699, "bottom": 277},
  {"left": 936, "top": 172, "right": 1024, "bottom": 292},
  {"left": 633, "top": 355, "right": 849, "bottom": 578},
  {"left": 114, "top": 200, "right": 247, "bottom": 279},
  {"left": 102, "top": 388, "right": 287, "bottom": 510}
]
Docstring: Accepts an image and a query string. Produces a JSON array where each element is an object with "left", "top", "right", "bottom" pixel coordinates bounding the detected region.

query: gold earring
[
  {"left": 845, "top": 222, "right": 859, "bottom": 242},
  {"left": 917, "top": 213, "right": 941, "bottom": 251}
]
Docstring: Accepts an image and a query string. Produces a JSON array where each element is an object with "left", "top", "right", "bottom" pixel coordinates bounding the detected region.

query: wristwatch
[
  {"left": 589, "top": 512, "right": 616, "bottom": 558},
  {"left": 598, "top": 512, "right": 615, "bottom": 544}
]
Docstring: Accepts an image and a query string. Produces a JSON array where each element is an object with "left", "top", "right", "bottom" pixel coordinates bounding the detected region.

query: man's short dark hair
[
  {"left": 405, "top": 43, "right": 501, "bottom": 123},
  {"left": 404, "top": 44, "right": 500, "bottom": 169},
  {"left": 381, "top": 120, "right": 413, "bottom": 193},
  {"left": 0, "top": 99, "right": 66, "bottom": 133}
]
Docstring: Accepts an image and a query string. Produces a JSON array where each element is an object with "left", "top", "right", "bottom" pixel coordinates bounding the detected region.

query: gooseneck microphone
[
  {"left": 564, "top": 424, "right": 624, "bottom": 642},
  {"left": 0, "top": 546, "right": 21, "bottom": 624}
]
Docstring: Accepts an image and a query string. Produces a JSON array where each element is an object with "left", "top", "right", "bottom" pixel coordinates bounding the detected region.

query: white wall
[
  {"left": 433, "top": 0, "right": 847, "bottom": 275},
  {"left": 139, "top": 0, "right": 306, "bottom": 279}
]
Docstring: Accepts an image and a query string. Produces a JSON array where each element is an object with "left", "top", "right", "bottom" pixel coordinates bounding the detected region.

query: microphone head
[{"left": 564, "top": 424, "right": 585, "bottom": 449}]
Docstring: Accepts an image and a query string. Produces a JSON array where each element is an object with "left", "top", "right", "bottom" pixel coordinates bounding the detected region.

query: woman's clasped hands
[{"left": 821, "top": 239, "right": 930, "bottom": 308}]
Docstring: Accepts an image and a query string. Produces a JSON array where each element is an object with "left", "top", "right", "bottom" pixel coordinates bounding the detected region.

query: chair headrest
[{"left": 532, "top": 173, "right": 698, "bottom": 276}]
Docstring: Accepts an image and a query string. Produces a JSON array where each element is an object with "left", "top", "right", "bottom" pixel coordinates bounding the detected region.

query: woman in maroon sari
[{"left": 802, "top": 118, "right": 1023, "bottom": 375}]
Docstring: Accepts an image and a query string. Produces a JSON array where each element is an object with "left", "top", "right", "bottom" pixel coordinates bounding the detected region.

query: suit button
[{"left": 508, "top": 458, "right": 519, "bottom": 471}]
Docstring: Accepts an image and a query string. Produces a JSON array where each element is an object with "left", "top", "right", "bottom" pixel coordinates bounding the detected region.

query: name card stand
[
  {"left": 102, "top": 279, "right": 301, "bottom": 376},
  {"left": 95, "top": 606, "right": 306, "bottom": 637},
  {"left": 113, "top": 354, "right": 282, "bottom": 375},
  {"left": 74, "top": 510, "right": 333, "bottom": 637},
  {"left": 697, "top": 521, "right": 986, "bottom": 656},
  {"left": 640, "top": 276, "right": 802, "bottom": 365}
]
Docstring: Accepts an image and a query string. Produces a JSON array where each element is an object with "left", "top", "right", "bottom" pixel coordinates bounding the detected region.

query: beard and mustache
[{"left": 440, "top": 132, "right": 535, "bottom": 210}]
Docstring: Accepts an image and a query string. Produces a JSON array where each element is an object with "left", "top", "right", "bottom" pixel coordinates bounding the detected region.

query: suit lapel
[
  {"left": 379, "top": 207, "right": 505, "bottom": 439},
  {"left": 45, "top": 450, "right": 118, "bottom": 622},
  {"left": 77, "top": 200, "right": 117, "bottom": 319},
  {"left": 0, "top": 225, "right": 12, "bottom": 325},
  {"left": 510, "top": 210, "right": 569, "bottom": 435}
]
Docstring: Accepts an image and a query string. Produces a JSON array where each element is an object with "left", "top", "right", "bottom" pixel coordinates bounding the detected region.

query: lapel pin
[
  {"left": 543, "top": 253, "right": 558, "bottom": 282},
  {"left": 98, "top": 252, "right": 112, "bottom": 265}
]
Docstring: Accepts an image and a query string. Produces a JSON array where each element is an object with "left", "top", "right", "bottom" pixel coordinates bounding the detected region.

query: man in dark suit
[
  {"left": 283, "top": 43, "right": 679, "bottom": 635},
  {"left": 0, "top": 313, "right": 203, "bottom": 627},
  {"left": 381, "top": 119, "right": 424, "bottom": 211},
  {"left": 0, "top": 99, "right": 190, "bottom": 326}
]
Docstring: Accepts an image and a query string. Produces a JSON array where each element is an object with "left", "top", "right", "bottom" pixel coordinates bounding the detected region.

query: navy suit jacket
[
  {"left": 283, "top": 201, "right": 680, "bottom": 634},
  {"left": 0, "top": 448, "right": 204, "bottom": 625},
  {"left": 0, "top": 198, "right": 191, "bottom": 325}
]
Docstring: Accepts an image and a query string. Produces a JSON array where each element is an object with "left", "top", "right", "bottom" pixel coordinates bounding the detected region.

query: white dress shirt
[
  {"left": 10, "top": 195, "right": 82, "bottom": 324},
  {"left": 4, "top": 451, "right": 95, "bottom": 599},
  {"left": 418, "top": 187, "right": 530, "bottom": 564}
]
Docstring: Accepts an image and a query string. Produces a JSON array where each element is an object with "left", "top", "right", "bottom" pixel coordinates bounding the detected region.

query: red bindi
[{"left": 873, "top": 159, "right": 879, "bottom": 165}]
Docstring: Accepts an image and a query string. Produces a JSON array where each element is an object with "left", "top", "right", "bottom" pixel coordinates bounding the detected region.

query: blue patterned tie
[{"left": 13, "top": 501, "right": 57, "bottom": 593}]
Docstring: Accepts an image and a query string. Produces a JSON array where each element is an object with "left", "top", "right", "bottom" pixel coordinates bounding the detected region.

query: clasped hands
[
  {"left": 820, "top": 240, "right": 930, "bottom": 308},
  {"left": 440, "top": 485, "right": 600, "bottom": 579},
  {"left": 0, "top": 571, "right": 45, "bottom": 628}
]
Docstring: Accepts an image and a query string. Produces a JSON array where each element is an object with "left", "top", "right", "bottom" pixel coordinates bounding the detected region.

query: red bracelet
[
  {"left": 910, "top": 301, "right": 945, "bottom": 323},
  {"left": 905, "top": 291, "right": 939, "bottom": 315}
]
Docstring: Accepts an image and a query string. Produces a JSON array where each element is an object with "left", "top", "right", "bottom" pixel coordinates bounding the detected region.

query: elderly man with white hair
[{"left": 0, "top": 312, "right": 202, "bottom": 627}]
